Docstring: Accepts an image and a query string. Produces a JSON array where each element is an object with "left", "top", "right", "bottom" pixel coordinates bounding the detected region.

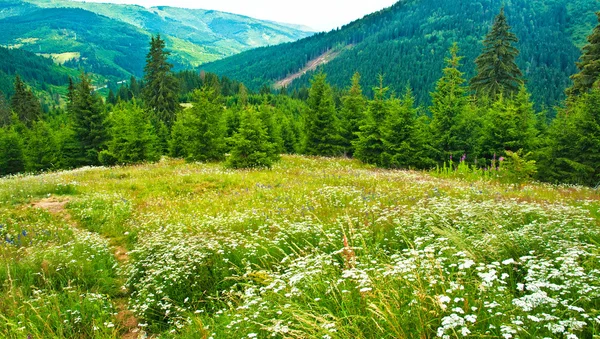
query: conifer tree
[
  {"left": 304, "top": 73, "right": 342, "bottom": 156},
  {"left": 0, "top": 90, "right": 11, "bottom": 127},
  {"left": 70, "top": 72, "right": 108, "bottom": 166},
  {"left": 258, "top": 100, "right": 284, "bottom": 154},
  {"left": 0, "top": 127, "right": 25, "bottom": 175},
  {"left": 568, "top": 12, "right": 600, "bottom": 97},
  {"left": 226, "top": 107, "right": 279, "bottom": 169},
  {"left": 102, "top": 101, "right": 159, "bottom": 165},
  {"left": 129, "top": 76, "right": 141, "bottom": 98},
  {"left": 340, "top": 72, "right": 366, "bottom": 156},
  {"left": 480, "top": 85, "right": 538, "bottom": 160},
  {"left": 354, "top": 76, "right": 389, "bottom": 165},
  {"left": 470, "top": 7, "right": 523, "bottom": 100},
  {"left": 24, "top": 120, "right": 58, "bottom": 172},
  {"left": 381, "top": 88, "right": 417, "bottom": 168},
  {"left": 107, "top": 89, "right": 117, "bottom": 105},
  {"left": 143, "top": 34, "right": 180, "bottom": 128},
  {"left": 10, "top": 75, "right": 41, "bottom": 126},
  {"left": 543, "top": 82, "right": 600, "bottom": 186},
  {"left": 170, "top": 88, "right": 225, "bottom": 162},
  {"left": 430, "top": 43, "right": 468, "bottom": 162}
]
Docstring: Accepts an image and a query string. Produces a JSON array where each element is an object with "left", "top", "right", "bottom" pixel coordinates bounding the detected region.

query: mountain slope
[
  {"left": 0, "top": 0, "right": 313, "bottom": 80},
  {"left": 0, "top": 46, "right": 76, "bottom": 97},
  {"left": 201, "top": 0, "right": 600, "bottom": 108}
]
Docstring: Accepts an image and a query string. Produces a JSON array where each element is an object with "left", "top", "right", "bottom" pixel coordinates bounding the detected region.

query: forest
[
  {"left": 202, "top": 0, "right": 599, "bottom": 110},
  {"left": 1, "top": 9, "right": 600, "bottom": 187}
]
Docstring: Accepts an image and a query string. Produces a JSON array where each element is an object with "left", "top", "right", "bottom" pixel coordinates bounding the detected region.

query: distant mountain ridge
[
  {"left": 201, "top": 0, "right": 600, "bottom": 108},
  {"left": 0, "top": 0, "right": 313, "bottom": 80}
]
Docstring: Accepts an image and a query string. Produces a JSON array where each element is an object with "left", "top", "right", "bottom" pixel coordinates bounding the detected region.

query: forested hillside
[
  {"left": 202, "top": 0, "right": 600, "bottom": 108},
  {"left": 0, "top": 46, "right": 74, "bottom": 98},
  {"left": 0, "top": 0, "right": 312, "bottom": 80}
]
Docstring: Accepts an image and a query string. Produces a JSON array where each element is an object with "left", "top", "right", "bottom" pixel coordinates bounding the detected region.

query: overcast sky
[{"left": 75, "top": 0, "right": 398, "bottom": 31}]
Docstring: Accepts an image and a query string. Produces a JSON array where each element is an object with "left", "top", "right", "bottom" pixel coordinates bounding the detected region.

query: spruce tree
[
  {"left": 470, "top": 7, "right": 523, "bottom": 100},
  {"left": 0, "top": 127, "right": 25, "bottom": 176},
  {"left": 129, "top": 76, "right": 141, "bottom": 98},
  {"left": 0, "top": 90, "right": 11, "bottom": 127},
  {"left": 304, "top": 73, "right": 342, "bottom": 156},
  {"left": 258, "top": 100, "right": 284, "bottom": 154},
  {"left": 70, "top": 72, "right": 108, "bottom": 166},
  {"left": 381, "top": 88, "right": 417, "bottom": 168},
  {"left": 430, "top": 43, "right": 468, "bottom": 163},
  {"left": 107, "top": 89, "right": 117, "bottom": 105},
  {"left": 10, "top": 75, "right": 41, "bottom": 126},
  {"left": 24, "top": 120, "right": 59, "bottom": 172},
  {"left": 340, "top": 72, "right": 366, "bottom": 157},
  {"left": 226, "top": 107, "right": 279, "bottom": 169},
  {"left": 568, "top": 12, "right": 600, "bottom": 97},
  {"left": 102, "top": 101, "right": 159, "bottom": 165},
  {"left": 353, "top": 76, "right": 389, "bottom": 165},
  {"left": 480, "top": 85, "right": 538, "bottom": 160},
  {"left": 543, "top": 83, "right": 600, "bottom": 186},
  {"left": 170, "top": 88, "right": 225, "bottom": 162},
  {"left": 143, "top": 34, "right": 180, "bottom": 128}
]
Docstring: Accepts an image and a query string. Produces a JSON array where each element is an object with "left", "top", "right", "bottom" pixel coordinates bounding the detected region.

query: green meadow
[{"left": 0, "top": 156, "right": 599, "bottom": 338}]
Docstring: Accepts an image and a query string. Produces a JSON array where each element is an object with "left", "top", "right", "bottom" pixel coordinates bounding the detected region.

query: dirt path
[
  {"left": 32, "top": 198, "right": 139, "bottom": 339},
  {"left": 274, "top": 45, "right": 353, "bottom": 89}
]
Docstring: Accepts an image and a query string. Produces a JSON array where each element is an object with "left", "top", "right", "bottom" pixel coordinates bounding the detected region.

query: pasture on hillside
[{"left": 0, "top": 156, "right": 599, "bottom": 338}]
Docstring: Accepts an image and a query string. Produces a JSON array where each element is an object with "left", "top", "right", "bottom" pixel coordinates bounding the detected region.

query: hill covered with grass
[
  {"left": 1, "top": 156, "right": 599, "bottom": 338},
  {"left": 0, "top": 0, "right": 313, "bottom": 80},
  {"left": 202, "top": 0, "right": 600, "bottom": 108}
]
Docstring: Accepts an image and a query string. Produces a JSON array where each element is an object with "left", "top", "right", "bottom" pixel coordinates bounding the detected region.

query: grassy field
[{"left": 0, "top": 156, "right": 599, "bottom": 338}]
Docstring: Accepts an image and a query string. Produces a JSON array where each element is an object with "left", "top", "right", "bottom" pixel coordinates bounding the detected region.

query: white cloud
[{"left": 74, "top": 0, "right": 398, "bottom": 31}]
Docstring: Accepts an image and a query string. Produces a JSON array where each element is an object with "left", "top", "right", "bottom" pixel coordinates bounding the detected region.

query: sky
[{"left": 74, "top": 0, "right": 398, "bottom": 31}]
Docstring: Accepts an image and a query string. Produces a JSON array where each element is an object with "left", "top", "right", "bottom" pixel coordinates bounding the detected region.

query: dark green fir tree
[
  {"left": 143, "top": 34, "right": 180, "bottom": 128},
  {"left": 430, "top": 43, "right": 469, "bottom": 163},
  {"left": 10, "top": 75, "right": 41, "bottom": 126},
  {"left": 70, "top": 72, "right": 108, "bottom": 166},
  {"left": 353, "top": 76, "right": 389, "bottom": 165},
  {"left": 568, "top": 12, "right": 600, "bottom": 97},
  {"left": 0, "top": 127, "right": 25, "bottom": 175},
  {"left": 226, "top": 107, "right": 279, "bottom": 169},
  {"left": 340, "top": 72, "right": 366, "bottom": 157},
  {"left": 470, "top": 7, "right": 523, "bottom": 100},
  {"left": 304, "top": 73, "right": 342, "bottom": 156}
]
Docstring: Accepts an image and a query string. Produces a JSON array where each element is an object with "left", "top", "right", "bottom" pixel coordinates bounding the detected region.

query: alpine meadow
[{"left": 1, "top": 0, "right": 600, "bottom": 338}]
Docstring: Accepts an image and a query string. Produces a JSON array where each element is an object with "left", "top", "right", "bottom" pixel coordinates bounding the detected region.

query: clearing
[
  {"left": 1, "top": 155, "right": 599, "bottom": 338},
  {"left": 274, "top": 45, "right": 352, "bottom": 89}
]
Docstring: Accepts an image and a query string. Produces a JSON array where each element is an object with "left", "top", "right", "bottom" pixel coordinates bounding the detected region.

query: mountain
[
  {"left": 0, "top": 0, "right": 313, "bottom": 80},
  {"left": 0, "top": 46, "right": 76, "bottom": 98},
  {"left": 201, "top": 0, "right": 600, "bottom": 108}
]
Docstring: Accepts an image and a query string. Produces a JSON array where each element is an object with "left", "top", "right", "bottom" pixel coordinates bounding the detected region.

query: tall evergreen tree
[
  {"left": 10, "top": 75, "right": 41, "bottom": 126},
  {"left": 381, "top": 88, "right": 418, "bottom": 168},
  {"left": 107, "top": 89, "right": 117, "bottom": 105},
  {"left": 0, "top": 90, "right": 11, "bottom": 127},
  {"left": 542, "top": 82, "right": 600, "bottom": 186},
  {"left": 143, "top": 34, "right": 180, "bottom": 128},
  {"left": 129, "top": 76, "right": 141, "bottom": 98},
  {"left": 102, "top": 101, "right": 159, "bottom": 165},
  {"left": 226, "top": 107, "right": 279, "bottom": 169},
  {"left": 430, "top": 44, "right": 469, "bottom": 163},
  {"left": 0, "top": 127, "right": 25, "bottom": 176},
  {"left": 170, "top": 88, "right": 225, "bottom": 162},
  {"left": 568, "top": 12, "right": 600, "bottom": 97},
  {"left": 354, "top": 76, "right": 389, "bottom": 165},
  {"left": 340, "top": 72, "right": 366, "bottom": 156},
  {"left": 304, "top": 73, "right": 342, "bottom": 156},
  {"left": 70, "top": 72, "right": 108, "bottom": 166},
  {"left": 24, "top": 120, "right": 59, "bottom": 172},
  {"left": 480, "top": 85, "right": 538, "bottom": 160},
  {"left": 470, "top": 7, "right": 523, "bottom": 100}
]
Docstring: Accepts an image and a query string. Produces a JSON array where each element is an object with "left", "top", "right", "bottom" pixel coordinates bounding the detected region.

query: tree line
[{"left": 1, "top": 9, "right": 600, "bottom": 186}]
